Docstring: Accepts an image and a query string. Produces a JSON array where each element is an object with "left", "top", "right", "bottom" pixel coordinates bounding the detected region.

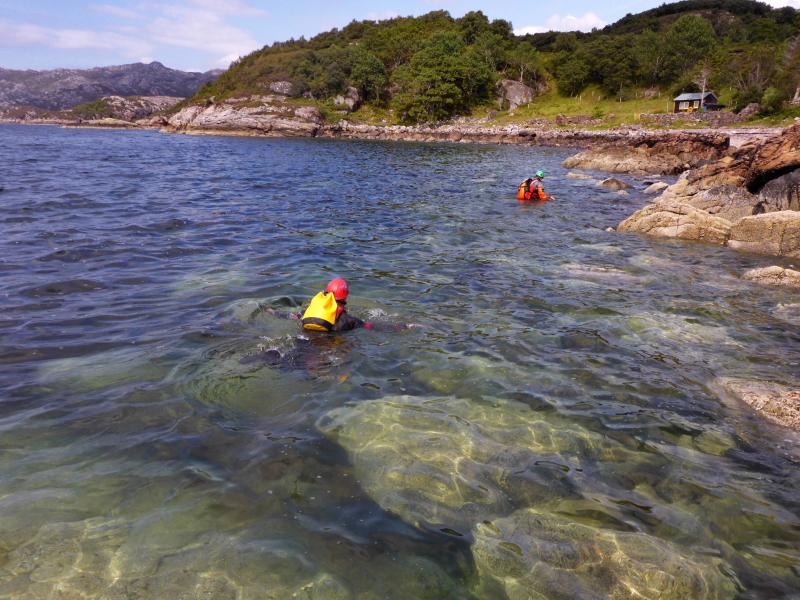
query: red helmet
[{"left": 325, "top": 277, "right": 349, "bottom": 301}]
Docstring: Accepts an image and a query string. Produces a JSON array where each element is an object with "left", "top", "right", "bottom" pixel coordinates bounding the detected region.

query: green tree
[
  {"left": 349, "top": 47, "right": 387, "bottom": 101},
  {"left": 662, "top": 15, "right": 717, "bottom": 82},
  {"left": 506, "top": 41, "right": 542, "bottom": 84},
  {"left": 391, "top": 31, "right": 493, "bottom": 122},
  {"left": 554, "top": 50, "right": 591, "bottom": 96}
]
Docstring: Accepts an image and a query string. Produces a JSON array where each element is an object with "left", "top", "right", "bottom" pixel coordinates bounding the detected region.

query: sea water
[{"left": 0, "top": 124, "right": 798, "bottom": 599}]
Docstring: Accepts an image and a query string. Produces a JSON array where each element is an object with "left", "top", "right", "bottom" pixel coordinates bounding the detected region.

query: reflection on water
[{"left": 1, "top": 124, "right": 799, "bottom": 598}]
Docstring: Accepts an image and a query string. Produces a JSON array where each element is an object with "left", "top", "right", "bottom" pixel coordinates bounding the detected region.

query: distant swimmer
[
  {"left": 299, "top": 277, "right": 372, "bottom": 332},
  {"left": 517, "top": 170, "right": 553, "bottom": 202}
]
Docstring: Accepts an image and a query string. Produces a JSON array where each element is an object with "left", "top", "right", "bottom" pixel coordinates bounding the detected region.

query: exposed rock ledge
[
  {"left": 617, "top": 125, "right": 800, "bottom": 259},
  {"left": 741, "top": 266, "right": 800, "bottom": 288},
  {"left": 162, "top": 98, "right": 762, "bottom": 151}
]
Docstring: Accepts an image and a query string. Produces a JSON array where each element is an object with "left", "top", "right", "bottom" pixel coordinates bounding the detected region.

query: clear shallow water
[{"left": 1, "top": 124, "right": 799, "bottom": 599}]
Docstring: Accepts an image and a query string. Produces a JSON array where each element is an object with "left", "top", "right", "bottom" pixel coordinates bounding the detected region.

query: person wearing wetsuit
[
  {"left": 300, "top": 278, "right": 372, "bottom": 332},
  {"left": 528, "top": 170, "right": 552, "bottom": 201}
]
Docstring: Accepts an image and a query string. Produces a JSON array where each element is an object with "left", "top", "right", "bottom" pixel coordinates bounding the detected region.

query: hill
[
  {"left": 0, "top": 62, "right": 221, "bottom": 111},
  {"left": 186, "top": 1, "right": 798, "bottom": 124}
]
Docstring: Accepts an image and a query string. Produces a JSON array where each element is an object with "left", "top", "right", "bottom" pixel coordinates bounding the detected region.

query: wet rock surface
[
  {"left": 742, "top": 265, "right": 800, "bottom": 288},
  {"left": 617, "top": 199, "right": 732, "bottom": 245},
  {"left": 473, "top": 509, "right": 736, "bottom": 600},
  {"left": 618, "top": 125, "right": 800, "bottom": 258},
  {"left": 716, "top": 378, "right": 800, "bottom": 431}
]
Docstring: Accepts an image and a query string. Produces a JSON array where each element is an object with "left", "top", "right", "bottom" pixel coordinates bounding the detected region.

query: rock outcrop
[
  {"left": 741, "top": 266, "right": 800, "bottom": 288},
  {"left": 728, "top": 211, "right": 800, "bottom": 257},
  {"left": 618, "top": 125, "right": 800, "bottom": 258},
  {"left": 618, "top": 199, "right": 733, "bottom": 245},
  {"left": 562, "top": 133, "right": 730, "bottom": 175},
  {"left": 166, "top": 96, "right": 323, "bottom": 137},
  {"left": 333, "top": 87, "right": 362, "bottom": 112}
]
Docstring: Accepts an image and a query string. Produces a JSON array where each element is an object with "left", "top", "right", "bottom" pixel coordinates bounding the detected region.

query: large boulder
[
  {"left": 728, "top": 211, "right": 800, "bottom": 257},
  {"left": 757, "top": 168, "right": 800, "bottom": 213},
  {"left": 496, "top": 79, "right": 535, "bottom": 111},
  {"left": 741, "top": 266, "right": 800, "bottom": 288},
  {"left": 617, "top": 199, "right": 733, "bottom": 245},
  {"left": 333, "top": 87, "right": 361, "bottom": 112},
  {"left": 745, "top": 124, "right": 800, "bottom": 192},
  {"left": 268, "top": 81, "right": 294, "bottom": 96}
]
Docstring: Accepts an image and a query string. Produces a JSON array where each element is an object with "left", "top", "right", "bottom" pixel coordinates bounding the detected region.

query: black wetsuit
[{"left": 330, "top": 310, "right": 364, "bottom": 332}]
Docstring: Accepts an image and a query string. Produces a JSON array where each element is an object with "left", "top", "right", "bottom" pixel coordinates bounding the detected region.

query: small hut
[{"left": 673, "top": 92, "right": 722, "bottom": 113}]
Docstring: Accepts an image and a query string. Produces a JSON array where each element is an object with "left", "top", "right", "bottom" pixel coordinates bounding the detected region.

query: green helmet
[{"left": 536, "top": 170, "right": 545, "bottom": 178}]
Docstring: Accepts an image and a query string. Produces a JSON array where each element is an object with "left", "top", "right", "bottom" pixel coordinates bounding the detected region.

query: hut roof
[{"left": 674, "top": 92, "right": 718, "bottom": 102}]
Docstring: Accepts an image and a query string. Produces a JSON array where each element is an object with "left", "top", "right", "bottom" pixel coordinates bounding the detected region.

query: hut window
[{"left": 679, "top": 101, "right": 689, "bottom": 110}]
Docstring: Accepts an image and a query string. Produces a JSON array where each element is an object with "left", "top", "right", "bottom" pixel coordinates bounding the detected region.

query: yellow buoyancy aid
[{"left": 301, "top": 291, "right": 338, "bottom": 331}]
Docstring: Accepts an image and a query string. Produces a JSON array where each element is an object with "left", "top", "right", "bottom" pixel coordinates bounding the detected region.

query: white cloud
[
  {"left": 763, "top": 1, "right": 800, "bottom": 7},
  {"left": 185, "top": 0, "right": 268, "bottom": 16},
  {"left": 0, "top": 18, "right": 153, "bottom": 57},
  {"left": 149, "top": 3, "right": 260, "bottom": 64},
  {"left": 1, "top": 0, "right": 266, "bottom": 69},
  {"left": 515, "top": 12, "right": 607, "bottom": 35}
]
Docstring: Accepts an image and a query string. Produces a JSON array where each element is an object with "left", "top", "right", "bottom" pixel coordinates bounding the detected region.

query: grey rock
[
  {"left": 268, "top": 81, "right": 294, "bottom": 96},
  {"left": 496, "top": 79, "right": 535, "bottom": 111},
  {"left": 333, "top": 87, "right": 361, "bottom": 112}
]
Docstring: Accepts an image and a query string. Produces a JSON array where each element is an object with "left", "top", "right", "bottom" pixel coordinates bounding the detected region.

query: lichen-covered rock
[
  {"left": 728, "top": 211, "right": 800, "bottom": 257},
  {"left": 473, "top": 509, "right": 736, "bottom": 600},
  {"left": 741, "top": 266, "right": 800, "bottom": 288},
  {"left": 268, "top": 81, "right": 294, "bottom": 96},
  {"left": 617, "top": 199, "right": 732, "bottom": 245},
  {"left": 715, "top": 377, "right": 800, "bottom": 431},
  {"left": 682, "top": 184, "right": 761, "bottom": 222},
  {"left": 317, "top": 395, "right": 638, "bottom": 533}
]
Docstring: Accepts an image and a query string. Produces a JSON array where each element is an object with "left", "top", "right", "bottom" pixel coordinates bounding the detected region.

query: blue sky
[{"left": 1, "top": 0, "right": 797, "bottom": 72}]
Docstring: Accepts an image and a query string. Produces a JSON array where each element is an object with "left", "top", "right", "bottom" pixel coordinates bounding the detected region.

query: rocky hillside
[{"left": 0, "top": 62, "right": 220, "bottom": 111}]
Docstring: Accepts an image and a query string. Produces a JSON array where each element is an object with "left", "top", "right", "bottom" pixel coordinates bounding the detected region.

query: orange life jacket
[{"left": 518, "top": 179, "right": 532, "bottom": 200}]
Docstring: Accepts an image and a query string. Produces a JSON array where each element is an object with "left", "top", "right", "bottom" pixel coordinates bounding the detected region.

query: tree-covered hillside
[{"left": 192, "top": 1, "right": 799, "bottom": 123}]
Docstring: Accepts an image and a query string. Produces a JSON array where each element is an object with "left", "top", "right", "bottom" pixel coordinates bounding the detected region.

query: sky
[{"left": 1, "top": 0, "right": 798, "bottom": 72}]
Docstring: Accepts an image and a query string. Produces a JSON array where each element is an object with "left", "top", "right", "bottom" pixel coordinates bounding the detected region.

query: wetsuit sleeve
[{"left": 331, "top": 311, "right": 365, "bottom": 332}]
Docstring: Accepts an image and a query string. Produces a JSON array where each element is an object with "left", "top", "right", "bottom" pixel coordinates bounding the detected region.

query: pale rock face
[
  {"left": 268, "top": 81, "right": 294, "bottom": 96},
  {"left": 166, "top": 99, "right": 322, "bottom": 136},
  {"left": 728, "top": 211, "right": 800, "bottom": 257},
  {"left": 333, "top": 87, "right": 361, "bottom": 112},
  {"left": 644, "top": 181, "right": 668, "bottom": 194},
  {"left": 617, "top": 199, "right": 733, "bottom": 245},
  {"left": 741, "top": 265, "right": 800, "bottom": 288},
  {"left": 496, "top": 79, "right": 535, "bottom": 111}
]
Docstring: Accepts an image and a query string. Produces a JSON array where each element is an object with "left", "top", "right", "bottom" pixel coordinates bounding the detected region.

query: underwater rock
[
  {"left": 617, "top": 199, "right": 733, "bottom": 245},
  {"left": 715, "top": 377, "right": 800, "bottom": 432},
  {"left": 741, "top": 266, "right": 800, "bottom": 288},
  {"left": 472, "top": 509, "right": 736, "bottom": 600},
  {"left": 566, "top": 171, "right": 594, "bottom": 181},
  {"left": 598, "top": 177, "right": 631, "bottom": 191},
  {"left": 317, "top": 395, "right": 639, "bottom": 534}
]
